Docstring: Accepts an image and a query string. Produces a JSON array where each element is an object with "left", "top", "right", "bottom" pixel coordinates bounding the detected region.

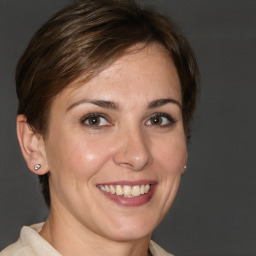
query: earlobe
[
  {"left": 181, "top": 152, "right": 188, "bottom": 175},
  {"left": 16, "top": 114, "right": 49, "bottom": 175}
]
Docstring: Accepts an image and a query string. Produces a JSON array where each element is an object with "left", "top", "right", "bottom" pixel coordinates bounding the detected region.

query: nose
[{"left": 113, "top": 127, "right": 152, "bottom": 171}]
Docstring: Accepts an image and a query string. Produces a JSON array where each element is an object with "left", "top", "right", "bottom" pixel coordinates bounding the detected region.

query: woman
[{"left": 1, "top": 0, "right": 199, "bottom": 255}]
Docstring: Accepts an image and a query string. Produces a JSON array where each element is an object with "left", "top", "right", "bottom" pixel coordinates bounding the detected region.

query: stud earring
[
  {"left": 34, "top": 164, "right": 41, "bottom": 170},
  {"left": 184, "top": 165, "right": 187, "bottom": 169}
]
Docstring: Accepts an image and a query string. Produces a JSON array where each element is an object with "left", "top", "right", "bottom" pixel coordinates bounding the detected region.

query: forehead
[{"left": 53, "top": 43, "right": 181, "bottom": 109}]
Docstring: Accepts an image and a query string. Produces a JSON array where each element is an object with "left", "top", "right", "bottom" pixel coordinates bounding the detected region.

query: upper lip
[{"left": 97, "top": 180, "right": 157, "bottom": 186}]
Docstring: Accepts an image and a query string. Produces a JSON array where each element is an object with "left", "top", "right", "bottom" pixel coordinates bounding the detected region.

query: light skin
[{"left": 17, "top": 43, "right": 187, "bottom": 256}]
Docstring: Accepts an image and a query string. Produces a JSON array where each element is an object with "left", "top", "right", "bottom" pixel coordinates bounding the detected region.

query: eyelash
[
  {"left": 80, "top": 113, "right": 111, "bottom": 129},
  {"left": 80, "top": 113, "right": 176, "bottom": 129},
  {"left": 146, "top": 113, "right": 177, "bottom": 128}
]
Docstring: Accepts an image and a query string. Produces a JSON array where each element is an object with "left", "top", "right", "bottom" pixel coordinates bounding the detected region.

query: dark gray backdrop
[{"left": 1, "top": 1, "right": 256, "bottom": 255}]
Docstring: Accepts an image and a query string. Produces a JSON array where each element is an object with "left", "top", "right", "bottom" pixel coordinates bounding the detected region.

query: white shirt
[{"left": 1, "top": 223, "right": 173, "bottom": 256}]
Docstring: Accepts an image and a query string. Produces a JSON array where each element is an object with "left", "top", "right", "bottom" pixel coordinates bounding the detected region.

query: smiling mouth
[{"left": 98, "top": 184, "right": 152, "bottom": 198}]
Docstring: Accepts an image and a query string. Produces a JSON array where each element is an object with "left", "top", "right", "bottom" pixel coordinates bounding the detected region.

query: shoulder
[
  {"left": 1, "top": 239, "right": 35, "bottom": 256},
  {"left": 1, "top": 223, "right": 60, "bottom": 256},
  {"left": 0, "top": 223, "right": 44, "bottom": 256},
  {"left": 149, "top": 240, "right": 174, "bottom": 256}
]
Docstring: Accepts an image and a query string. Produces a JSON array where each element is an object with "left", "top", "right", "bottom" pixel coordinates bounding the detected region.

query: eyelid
[
  {"left": 155, "top": 113, "right": 176, "bottom": 122},
  {"left": 145, "top": 113, "right": 177, "bottom": 126},
  {"left": 80, "top": 113, "right": 112, "bottom": 127}
]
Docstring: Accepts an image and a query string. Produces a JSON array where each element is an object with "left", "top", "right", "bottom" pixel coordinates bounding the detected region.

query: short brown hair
[{"left": 16, "top": 0, "right": 199, "bottom": 207}]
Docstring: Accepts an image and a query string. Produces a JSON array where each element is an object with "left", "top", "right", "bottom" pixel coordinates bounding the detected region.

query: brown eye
[
  {"left": 150, "top": 115, "right": 163, "bottom": 125},
  {"left": 146, "top": 113, "right": 176, "bottom": 127},
  {"left": 82, "top": 114, "right": 110, "bottom": 127},
  {"left": 87, "top": 116, "right": 101, "bottom": 126}
]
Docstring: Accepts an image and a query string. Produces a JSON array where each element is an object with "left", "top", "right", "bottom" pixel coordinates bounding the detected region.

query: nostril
[
  {"left": 119, "top": 162, "right": 133, "bottom": 169},
  {"left": 112, "top": 130, "right": 152, "bottom": 171},
  {"left": 117, "top": 159, "right": 150, "bottom": 172}
]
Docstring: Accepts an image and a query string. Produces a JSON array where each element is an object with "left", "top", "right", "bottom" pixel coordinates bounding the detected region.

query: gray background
[{"left": 1, "top": 0, "right": 256, "bottom": 255}]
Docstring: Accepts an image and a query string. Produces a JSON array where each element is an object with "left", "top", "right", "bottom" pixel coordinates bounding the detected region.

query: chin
[{"left": 102, "top": 213, "right": 160, "bottom": 242}]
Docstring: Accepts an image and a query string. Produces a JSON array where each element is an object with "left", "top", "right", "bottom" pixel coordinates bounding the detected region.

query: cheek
[
  {"left": 154, "top": 135, "right": 187, "bottom": 174},
  {"left": 154, "top": 134, "right": 186, "bottom": 212},
  {"left": 55, "top": 136, "right": 112, "bottom": 179}
]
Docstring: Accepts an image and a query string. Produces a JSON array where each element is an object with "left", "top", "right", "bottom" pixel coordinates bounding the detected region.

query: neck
[{"left": 40, "top": 211, "right": 151, "bottom": 256}]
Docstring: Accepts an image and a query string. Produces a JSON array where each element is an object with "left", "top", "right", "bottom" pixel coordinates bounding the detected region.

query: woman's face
[{"left": 42, "top": 43, "right": 187, "bottom": 241}]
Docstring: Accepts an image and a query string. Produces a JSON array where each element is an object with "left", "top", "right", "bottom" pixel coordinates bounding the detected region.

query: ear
[
  {"left": 16, "top": 114, "right": 49, "bottom": 175},
  {"left": 181, "top": 151, "right": 188, "bottom": 175}
]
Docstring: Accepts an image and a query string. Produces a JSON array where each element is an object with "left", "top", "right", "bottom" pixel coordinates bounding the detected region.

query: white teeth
[
  {"left": 140, "top": 185, "right": 145, "bottom": 194},
  {"left": 99, "top": 184, "right": 151, "bottom": 197},
  {"left": 110, "top": 185, "right": 115, "bottom": 194},
  {"left": 100, "top": 185, "right": 105, "bottom": 191},
  {"left": 145, "top": 184, "right": 150, "bottom": 193},
  {"left": 123, "top": 185, "right": 132, "bottom": 197},
  {"left": 132, "top": 185, "right": 140, "bottom": 197},
  {"left": 116, "top": 185, "right": 123, "bottom": 195}
]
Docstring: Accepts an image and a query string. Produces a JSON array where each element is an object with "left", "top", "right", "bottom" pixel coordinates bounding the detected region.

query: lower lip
[{"left": 99, "top": 185, "right": 156, "bottom": 207}]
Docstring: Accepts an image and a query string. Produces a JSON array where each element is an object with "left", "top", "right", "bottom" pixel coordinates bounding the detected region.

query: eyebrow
[
  {"left": 148, "top": 98, "right": 182, "bottom": 109},
  {"left": 67, "top": 97, "right": 181, "bottom": 112},
  {"left": 67, "top": 99, "right": 120, "bottom": 112}
]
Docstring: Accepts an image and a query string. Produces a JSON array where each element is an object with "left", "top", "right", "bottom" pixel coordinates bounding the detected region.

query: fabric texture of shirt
[{"left": 1, "top": 223, "right": 173, "bottom": 256}]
